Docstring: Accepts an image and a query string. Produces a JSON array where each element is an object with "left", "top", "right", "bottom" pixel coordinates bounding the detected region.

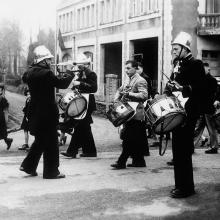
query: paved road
[
  {"left": 0, "top": 116, "right": 220, "bottom": 220},
  {"left": 1, "top": 91, "right": 220, "bottom": 219}
]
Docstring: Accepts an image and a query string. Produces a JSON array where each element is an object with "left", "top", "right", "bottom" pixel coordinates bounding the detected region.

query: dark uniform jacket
[
  {"left": 72, "top": 68, "right": 97, "bottom": 116},
  {"left": 202, "top": 73, "right": 217, "bottom": 114},
  {"left": 164, "top": 54, "right": 207, "bottom": 117},
  {"left": 0, "top": 97, "right": 9, "bottom": 139},
  {"left": 140, "top": 72, "right": 152, "bottom": 98},
  {"left": 22, "top": 64, "right": 74, "bottom": 135}
]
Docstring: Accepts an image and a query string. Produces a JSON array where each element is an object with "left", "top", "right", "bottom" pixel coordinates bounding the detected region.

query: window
[
  {"left": 87, "top": 6, "right": 90, "bottom": 27},
  {"left": 91, "top": 4, "right": 95, "bottom": 26},
  {"left": 63, "top": 14, "right": 66, "bottom": 32},
  {"left": 106, "top": 0, "right": 110, "bottom": 23},
  {"left": 70, "top": 12, "right": 73, "bottom": 31},
  {"left": 129, "top": 0, "right": 159, "bottom": 18},
  {"left": 99, "top": 0, "right": 122, "bottom": 24},
  {"left": 67, "top": 13, "right": 69, "bottom": 31},
  {"left": 140, "top": 0, "right": 145, "bottom": 14},
  {"left": 100, "top": 1, "right": 104, "bottom": 24},
  {"left": 206, "top": 0, "right": 220, "bottom": 13},
  {"left": 59, "top": 15, "right": 62, "bottom": 31},
  {"left": 77, "top": 9, "right": 81, "bottom": 29},
  {"left": 77, "top": 3, "right": 95, "bottom": 30}
]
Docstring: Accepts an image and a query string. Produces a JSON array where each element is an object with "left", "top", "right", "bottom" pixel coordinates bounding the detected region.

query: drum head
[
  {"left": 67, "top": 96, "right": 87, "bottom": 117},
  {"left": 153, "top": 112, "right": 185, "bottom": 134},
  {"left": 147, "top": 94, "right": 167, "bottom": 106}
]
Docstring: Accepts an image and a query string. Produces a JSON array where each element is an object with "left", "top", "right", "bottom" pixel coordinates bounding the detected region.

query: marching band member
[
  {"left": 111, "top": 60, "right": 148, "bottom": 169},
  {"left": 20, "top": 45, "right": 74, "bottom": 179},
  {"left": 164, "top": 32, "right": 207, "bottom": 198},
  {"left": 61, "top": 53, "right": 98, "bottom": 158}
]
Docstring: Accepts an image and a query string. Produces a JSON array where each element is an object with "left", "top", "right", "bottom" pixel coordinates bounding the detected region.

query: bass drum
[
  {"left": 145, "top": 94, "right": 186, "bottom": 134},
  {"left": 58, "top": 91, "right": 87, "bottom": 118}
]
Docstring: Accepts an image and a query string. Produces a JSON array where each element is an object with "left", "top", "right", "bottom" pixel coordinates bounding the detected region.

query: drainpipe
[
  {"left": 160, "top": 0, "right": 165, "bottom": 94},
  {"left": 73, "top": 36, "right": 76, "bottom": 60}
]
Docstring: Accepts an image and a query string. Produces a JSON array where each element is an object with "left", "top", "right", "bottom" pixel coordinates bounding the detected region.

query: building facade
[{"left": 56, "top": 0, "right": 220, "bottom": 103}]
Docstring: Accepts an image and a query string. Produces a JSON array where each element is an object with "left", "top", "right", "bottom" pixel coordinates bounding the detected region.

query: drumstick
[
  {"left": 162, "top": 72, "right": 182, "bottom": 90},
  {"left": 162, "top": 72, "right": 171, "bottom": 81}
]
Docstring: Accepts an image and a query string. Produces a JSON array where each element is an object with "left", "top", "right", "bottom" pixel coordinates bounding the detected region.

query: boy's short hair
[
  {"left": 125, "top": 60, "right": 138, "bottom": 69},
  {"left": 137, "top": 62, "right": 143, "bottom": 68},
  {"left": 203, "top": 62, "right": 209, "bottom": 67}
]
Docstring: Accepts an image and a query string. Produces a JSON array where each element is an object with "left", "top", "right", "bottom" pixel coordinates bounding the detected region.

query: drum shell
[
  {"left": 145, "top": 95, "right": 186, "bottom": 134},
  {"left": 107, "top": 101, "right": 135, "bottom": 127}
]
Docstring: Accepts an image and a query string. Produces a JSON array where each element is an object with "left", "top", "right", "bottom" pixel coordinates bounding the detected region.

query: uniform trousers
[
  {"left": 66, "top": 116, "right": 96, "bottom": 155},
  {"left": 172, "top": 115, "right": 198, "bottom": 192},
  {"left": 21, "top": 127, "right": 59, "bottom": 177},
  {"left": 194, "top": 114, "right": 218, "bottom": 148},
  {"left": 118, "top": 120, "right": 147, "bottom": 165}
]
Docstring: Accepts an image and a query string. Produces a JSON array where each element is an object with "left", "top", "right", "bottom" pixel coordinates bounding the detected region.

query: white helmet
[
  {"left": 33, "top": 45, "right": 54, "bottom": 64},
  {"left": 74, "top": 53, "right": 91, "bottom": 65},
  {"left": 172, "top": 32, "right": 192, "bottom": 51}
]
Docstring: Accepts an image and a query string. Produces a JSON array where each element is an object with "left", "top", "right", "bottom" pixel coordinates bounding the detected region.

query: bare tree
[{"left": 0, "top": 19, "right": 23, "bottom": 76}]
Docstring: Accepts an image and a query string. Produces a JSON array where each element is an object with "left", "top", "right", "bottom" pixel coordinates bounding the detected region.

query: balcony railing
[{"left": 198, "top": 13, "right": 220, "bottom": 35}]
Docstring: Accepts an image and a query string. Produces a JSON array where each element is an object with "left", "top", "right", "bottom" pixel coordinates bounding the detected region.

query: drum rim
[
  {"left": 147, "top": 94, "right": 178, "bottom": 107},
  {"left": 66, "top": 96, "right": 87, "bottom": 117},
  {"left": 152, "top": 112, "right": 186, "bottom": 134},
  {"left": 112, "top": 111, "right": 135, "bottom": 127}
]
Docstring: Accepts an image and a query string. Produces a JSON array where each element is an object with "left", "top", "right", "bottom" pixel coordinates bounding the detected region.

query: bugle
[{"left": 52, "top": 61, "right": 90, "bottom": 66}]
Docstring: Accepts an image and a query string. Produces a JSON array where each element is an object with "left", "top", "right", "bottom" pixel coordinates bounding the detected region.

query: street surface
[{"left": 0, "top": 91, "right": 220, "bottom": 220}]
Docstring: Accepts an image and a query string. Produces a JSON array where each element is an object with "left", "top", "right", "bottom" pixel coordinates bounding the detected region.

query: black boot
[{"left": 6, "top": 138, "right": 13, "bottom": 150}]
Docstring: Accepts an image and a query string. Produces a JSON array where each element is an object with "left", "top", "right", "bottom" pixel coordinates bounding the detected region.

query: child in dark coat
[
  {"left": 0, "top": 83, "right": 13, "bottom": 150},
  {"left": 19, "top": 87, "right": 30, "bottom": 150}
]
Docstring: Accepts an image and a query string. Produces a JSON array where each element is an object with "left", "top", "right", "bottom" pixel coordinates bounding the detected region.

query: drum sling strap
[{"left": 158, "top": 121, "right": 169, "bottom": 156}]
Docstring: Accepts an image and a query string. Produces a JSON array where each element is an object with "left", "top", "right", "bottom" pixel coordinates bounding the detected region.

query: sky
[{"left": 0, "top": 0, "right": 62, "bottom": 49}]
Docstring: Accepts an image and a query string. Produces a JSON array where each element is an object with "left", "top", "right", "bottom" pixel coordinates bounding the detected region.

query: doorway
[{"left": 132, "top": 37, "right": 158, "bottom": 94}]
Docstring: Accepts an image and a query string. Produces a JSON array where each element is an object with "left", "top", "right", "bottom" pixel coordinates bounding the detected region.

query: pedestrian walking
[
  {"left": 19, "top": 45, "right": 74, "bottom": 179},
  {"left": 0, "top": 83, "right": 13, "bottom": 150},
  {"left": 193, "top": 62, "right": 218, "bottom": 154},
  {"left": 18, "top": 86, "right": 31, "bottom": 151}
]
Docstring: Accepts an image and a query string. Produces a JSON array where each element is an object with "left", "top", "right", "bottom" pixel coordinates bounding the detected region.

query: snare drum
[
  {"left": 145, "top": 94, "right": 186, "bottom": 134},
  {"left": 106, "top": 101, "right": 135, "bottom": 127},
  {"left": 58, "top": 91, "right": 87, "bottom": 117}
]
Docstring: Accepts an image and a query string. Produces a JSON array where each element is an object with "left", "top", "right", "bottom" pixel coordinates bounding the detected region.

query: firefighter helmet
[
  {"left": 74, "top": 53, "right": 91, "bottom": 65},
  {"left": 172, "top": 32, "right": 192, "bottom": 51},
  {"left": 33, "top": 45, "right": 54, "bottom": 64}
]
